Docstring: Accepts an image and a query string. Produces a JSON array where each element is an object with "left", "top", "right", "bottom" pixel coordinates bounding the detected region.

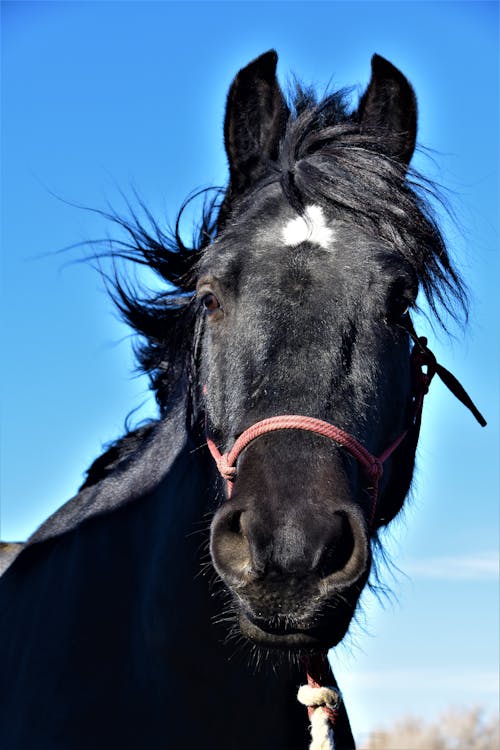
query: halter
[
  {"left": 205, "top": 329, "right": 485, "bottom": 749},
  {"left": 206, "top": 331, "right": 485, "bottom": 525}
]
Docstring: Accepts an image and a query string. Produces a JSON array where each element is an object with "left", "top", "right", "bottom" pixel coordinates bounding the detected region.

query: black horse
[{"left": 0, "top": 51, "right": 484, "bottom": 750}]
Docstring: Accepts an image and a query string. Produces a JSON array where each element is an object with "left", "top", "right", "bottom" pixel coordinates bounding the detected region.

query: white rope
[{"left": 297, "top": 684, "right": 341, "bottom": 750}]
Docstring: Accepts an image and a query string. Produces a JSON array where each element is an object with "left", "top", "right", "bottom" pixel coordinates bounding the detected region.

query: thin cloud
[
  {"left": 403, "top": 552, "right": 498, "bottom": 581},
  {"left": 334, "top": 668, "right": 499, "bottom": 695}
]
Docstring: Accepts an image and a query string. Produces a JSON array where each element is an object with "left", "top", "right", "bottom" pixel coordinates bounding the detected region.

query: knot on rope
[
  {"left": 297, "top": 684, "right": 341, "bottom": 750},
  {"left": 216, "top": 454, "right": 237, "bottom": 481},
  {"left": 412, "top": 336, "right": 436, "bottom": 390},
  {"left": 368, "top": 458, "right": 383, "bottom": 482}
]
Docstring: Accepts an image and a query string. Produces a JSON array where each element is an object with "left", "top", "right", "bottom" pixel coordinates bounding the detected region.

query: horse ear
[
  {"left": 357, "top": 54, "right": 417, "bottom": 167},
  {"left": 224, "top": 50, "right": 289, "bottom": 196}
]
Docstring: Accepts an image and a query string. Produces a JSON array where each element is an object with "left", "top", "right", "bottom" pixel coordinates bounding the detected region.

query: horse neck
[{"left": 136, "top": 436, "right": 309, "bottom": 748}]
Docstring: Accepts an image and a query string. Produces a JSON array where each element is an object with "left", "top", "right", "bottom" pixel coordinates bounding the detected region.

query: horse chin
[{"left": 238, "top": 611, "right": 349, "bottom": 652}]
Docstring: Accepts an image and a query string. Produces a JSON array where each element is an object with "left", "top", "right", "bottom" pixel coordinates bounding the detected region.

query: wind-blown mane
[
  {"left": 106, "top": 189, "right": 221, "bottom": 415},
  {"left": 108, "top": 83, "right": 467, "bottom": 415}
]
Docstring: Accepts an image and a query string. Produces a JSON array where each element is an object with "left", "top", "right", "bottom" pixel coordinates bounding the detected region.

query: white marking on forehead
[{"left": 282, "top": 205, "right": 335, "bottom": 249}]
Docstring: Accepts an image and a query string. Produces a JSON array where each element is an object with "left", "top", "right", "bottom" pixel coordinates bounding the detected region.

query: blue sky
[{"left": 1, "top": 1, "right": 498, "bottom": 741}]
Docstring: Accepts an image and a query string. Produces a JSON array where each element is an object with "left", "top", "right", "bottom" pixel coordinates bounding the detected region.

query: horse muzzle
[
  {"left": 235, "top": 579, "right": 369, "bottom": 650},
  {"left": 210, "top": 474, "right": 371, "bottom": 650}
]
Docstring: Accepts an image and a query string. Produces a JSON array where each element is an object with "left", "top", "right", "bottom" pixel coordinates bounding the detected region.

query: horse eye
[
  {"left": 386, "top": 292, "right": 411, "bottom": 323},
  {"left": 394, "top": 297, "right": 409, "bottom": 318},
  {"left": 389, "top": 298, "right": 410, "bottom": 322},
  {"left": 201, "top": 292, "right": 221, "bottom": 313}
]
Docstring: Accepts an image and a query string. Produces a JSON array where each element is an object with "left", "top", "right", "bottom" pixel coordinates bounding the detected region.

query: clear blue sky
[{"left": 1, "top": 1, "right": 498, "bottom": 741}]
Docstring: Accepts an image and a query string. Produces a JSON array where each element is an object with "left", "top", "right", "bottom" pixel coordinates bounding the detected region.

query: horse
[{"left": 0, "top": 51, "right": 485, "bottom": 750}]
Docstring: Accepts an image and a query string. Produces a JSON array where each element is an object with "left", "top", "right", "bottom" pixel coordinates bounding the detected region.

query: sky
[{"left": 1, "top": 0, "right": 498, "bottom": 742}]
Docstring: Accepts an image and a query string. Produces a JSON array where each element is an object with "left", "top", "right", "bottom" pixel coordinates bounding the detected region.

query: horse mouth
[{"left": 238, "top": 611, "right": 348, "bottom": 651}]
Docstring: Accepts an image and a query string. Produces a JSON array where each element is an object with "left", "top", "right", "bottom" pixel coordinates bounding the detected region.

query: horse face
[
  {"left": 200, "top": 52, "right": 420, "bottom": 650},
  {"left": 200, "top": 190, "right": 416, "bottom": 649}
]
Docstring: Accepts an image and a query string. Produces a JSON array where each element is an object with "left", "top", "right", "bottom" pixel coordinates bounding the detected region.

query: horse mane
[
  {"left": 100, "top": 187, "right": 223, "bottom": 418},
  {"left": 106, "top": 84, "right": 467, "bottom": 415},
  {"left": 79, "top": 422, "right": 158, "bottom": 490}
]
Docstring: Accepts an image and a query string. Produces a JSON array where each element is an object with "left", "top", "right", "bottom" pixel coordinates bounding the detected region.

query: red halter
[
  {"left": 208, "top": 414, "right": 389, "bottom": 525},
  {"left": 207, "top": 333, "right": 485, "bottom": 524},
  {"left": 206, "top": 333, "right": 485, "bottom": 522}
]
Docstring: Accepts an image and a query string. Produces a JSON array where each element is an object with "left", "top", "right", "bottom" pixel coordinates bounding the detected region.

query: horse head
[{"left": 196, "top": 51, "right": 464, "bottom": 651}]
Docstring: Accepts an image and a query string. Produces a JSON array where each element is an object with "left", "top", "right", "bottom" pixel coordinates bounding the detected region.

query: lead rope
[{"left": 297, "top": 653, "right": 341, "bottom": 750}]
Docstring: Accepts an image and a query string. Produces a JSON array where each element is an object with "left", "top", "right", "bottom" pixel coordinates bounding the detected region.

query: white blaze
[{"left": 282, "top": 205, "right": 334, "bottom": 249}]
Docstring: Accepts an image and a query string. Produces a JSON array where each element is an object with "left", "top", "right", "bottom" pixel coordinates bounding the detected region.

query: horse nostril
[
  {"left": 211, "top": 504, "right": 367, "bottom": 590},
  {"left": 315, "top": 512, "right": 355, "bottom": 580},
  {"left": 227, "top": 507, "right": 244, "bottom": 536},
  {"left": 210, "top": 506, "right": 253, "bottom": 586}
]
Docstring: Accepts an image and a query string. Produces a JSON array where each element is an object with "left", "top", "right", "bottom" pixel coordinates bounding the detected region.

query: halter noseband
[{"left": 206, "top": 331, "right": 486, "bottom": 525}]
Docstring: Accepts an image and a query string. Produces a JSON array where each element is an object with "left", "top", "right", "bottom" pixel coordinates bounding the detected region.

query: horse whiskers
[
  {"left": 185, "top": 525, "right": 210, "bottom": 540},
  {"left": 211, "top": 598, "right": 239, "bottom": 625},
  {"left": 193, "top": 559, "right": 214, "bottom": 581},
  {"left": 222, "top": 627, "right": 249, "bottom": 658}
]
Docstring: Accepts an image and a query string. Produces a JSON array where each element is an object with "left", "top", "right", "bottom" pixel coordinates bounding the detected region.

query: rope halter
[{"left": 206, "top": 333, "right": 485, "bottom": 526}]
